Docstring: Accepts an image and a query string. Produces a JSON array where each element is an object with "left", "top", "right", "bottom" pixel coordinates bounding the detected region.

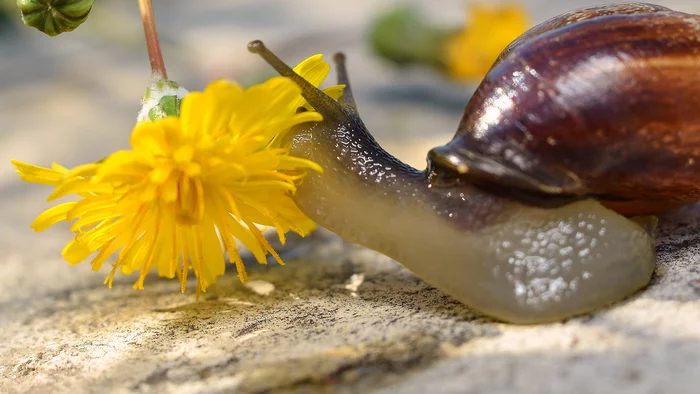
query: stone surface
[{"left": 2, "top": 0, "right": 700, "bottom": 393}]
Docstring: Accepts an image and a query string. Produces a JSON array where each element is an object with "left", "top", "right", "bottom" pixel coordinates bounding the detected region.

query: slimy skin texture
[
  {"left": 246, "top": 4, "right": 664, "bottom": 323},
  {"left": 290, "top": 119, "right": 656, "bottom": 324}
]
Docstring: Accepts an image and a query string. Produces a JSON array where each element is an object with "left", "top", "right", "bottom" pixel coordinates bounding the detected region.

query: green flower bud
[
  {"left": 137, "top": 79, "right": 189, "bottom": 123},
  {"left": 369, "top": 6, "right": 453, "bottom": 70},
  {"left": 17, "top": 0, "right": 94, "bottom": 37}
]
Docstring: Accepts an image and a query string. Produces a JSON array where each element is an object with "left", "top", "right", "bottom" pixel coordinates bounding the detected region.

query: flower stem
[{"left": 138, "top": 0, "right": 168, "bottom": 79}]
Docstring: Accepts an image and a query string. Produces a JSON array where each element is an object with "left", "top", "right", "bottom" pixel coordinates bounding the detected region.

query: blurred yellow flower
[
  {"left": 444, "top": 3, "right": 530, "bottom": 80},
  {"left": 11, "top": 55, "right": 341, "bottom": 297}
]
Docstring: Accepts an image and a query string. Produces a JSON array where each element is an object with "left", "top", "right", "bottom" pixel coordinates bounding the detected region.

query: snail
[{"left": 247, "top": 2, "right": 700, "bottom": 324}]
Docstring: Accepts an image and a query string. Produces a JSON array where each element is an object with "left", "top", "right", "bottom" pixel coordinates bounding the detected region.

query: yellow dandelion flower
[
  {"left": 11, "top": 55, "right": 341, "bottom": 296},
  {"left": 444, "top": 3, "right": 530, "bottom": 80}
]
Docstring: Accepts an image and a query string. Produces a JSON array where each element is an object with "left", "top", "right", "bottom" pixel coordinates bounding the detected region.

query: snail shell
[{"left": 428, "top": 2, "right": 700, "bottom": 215}]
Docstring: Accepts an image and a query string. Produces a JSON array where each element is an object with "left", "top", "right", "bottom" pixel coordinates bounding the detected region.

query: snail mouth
[{"left": 426, "top": 144, "right": 589, "bottom": 208}]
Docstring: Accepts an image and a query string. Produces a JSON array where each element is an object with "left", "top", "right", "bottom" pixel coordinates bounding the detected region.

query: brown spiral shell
[{"left": 428, "top": 3, "right": 700, "bottom": 215}]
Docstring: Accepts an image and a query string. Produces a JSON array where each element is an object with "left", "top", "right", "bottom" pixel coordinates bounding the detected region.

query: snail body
[{"left": 247, "top": 2, "right": 700, "bottom": 324}]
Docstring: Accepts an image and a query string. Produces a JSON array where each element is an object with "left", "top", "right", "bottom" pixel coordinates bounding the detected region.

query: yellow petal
[
  {"left": 260, "top": 111, "right": 323, "bottom": 142},
  {"left": 149, "top": 162, "right": 173, "bottom": 184},
  {"left": 89, "top": 239, "right": 122, "bottom": 272},
  {"left": 276, "top": 155, "right": 324, "bottom": 174},
  {"left": 77, "top": 218, "right": 121, "bottom": 248},
  {"left": 322, "top": 85, "right": 345, "bottom": 101},
  {"left": 223, "top": 213, "right": 267, "bottom": 265},
  {"left": 68, "top": 194, "right": 117, "bottom": 221},
  {"left": 62, "top": 239, "right": 92, "bottom": 266},
  {"left": 11, "top": 160, "right": 65, "bottom": 186},
  {"left": 201, "top": 79, "right": 244, "bottom": 138},
  {"left": 119, "top": 234, "right": 149, "bottom": 275},
  {"left": 31, "top": 202, "right": 77, "bottom": 232},
  {"left": 69, "top": 208, "right": 119, "bottom": 233},
  {"left": 154, "top": 213, "right": 178, "bottom": 278},
  {"left": 290, "top": 54, "right": 334, "bottom": 111},
  {"left": 62, "top": 162, "right": 99, "bottom": 180},
  {"left": 293, "top": 54, "right": 330, "bottom": 88},
  {"left": 95, "top": 150, "right": 148, "bottom": 183},
  {"left": 200, "top": 218, "right": 225, "bottom": 287},
  {"left": 161, "top": 176, "right": 179, "bottom": 202},
  {"left": 51, "top": 162, "right": 69, "bottom": 172},
  {"left": 179, "top": 91, "right": 206, "bottom": 140},
  {"left": 48, "top": 177, "right": 112, "bottom": 201},
  {"left": 229, "top": 77, "right": 301, "bottom": 136},
  {"left": 294, "top": 217, "right": 317, "bottom": 236},
  {"left": 133, "top": 119, "right": 178, "bottom": 157}
]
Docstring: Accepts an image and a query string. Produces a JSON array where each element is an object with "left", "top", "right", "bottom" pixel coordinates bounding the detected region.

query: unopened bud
[{"left": 17, "top": 0, "right": 94, "bottom": 37}]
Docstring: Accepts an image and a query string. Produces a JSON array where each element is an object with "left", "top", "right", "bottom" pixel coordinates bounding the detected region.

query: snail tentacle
[
  {"left": 332, "top": 52, "right": 359, "bottom": 114},
  {"left": 248, "top": 40, "right": 344, "bottom": 120}
]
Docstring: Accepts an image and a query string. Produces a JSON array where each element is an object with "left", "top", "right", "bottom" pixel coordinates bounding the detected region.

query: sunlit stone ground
[{"left": 1, "top": 1, "right": 700, "bottom": 393}]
